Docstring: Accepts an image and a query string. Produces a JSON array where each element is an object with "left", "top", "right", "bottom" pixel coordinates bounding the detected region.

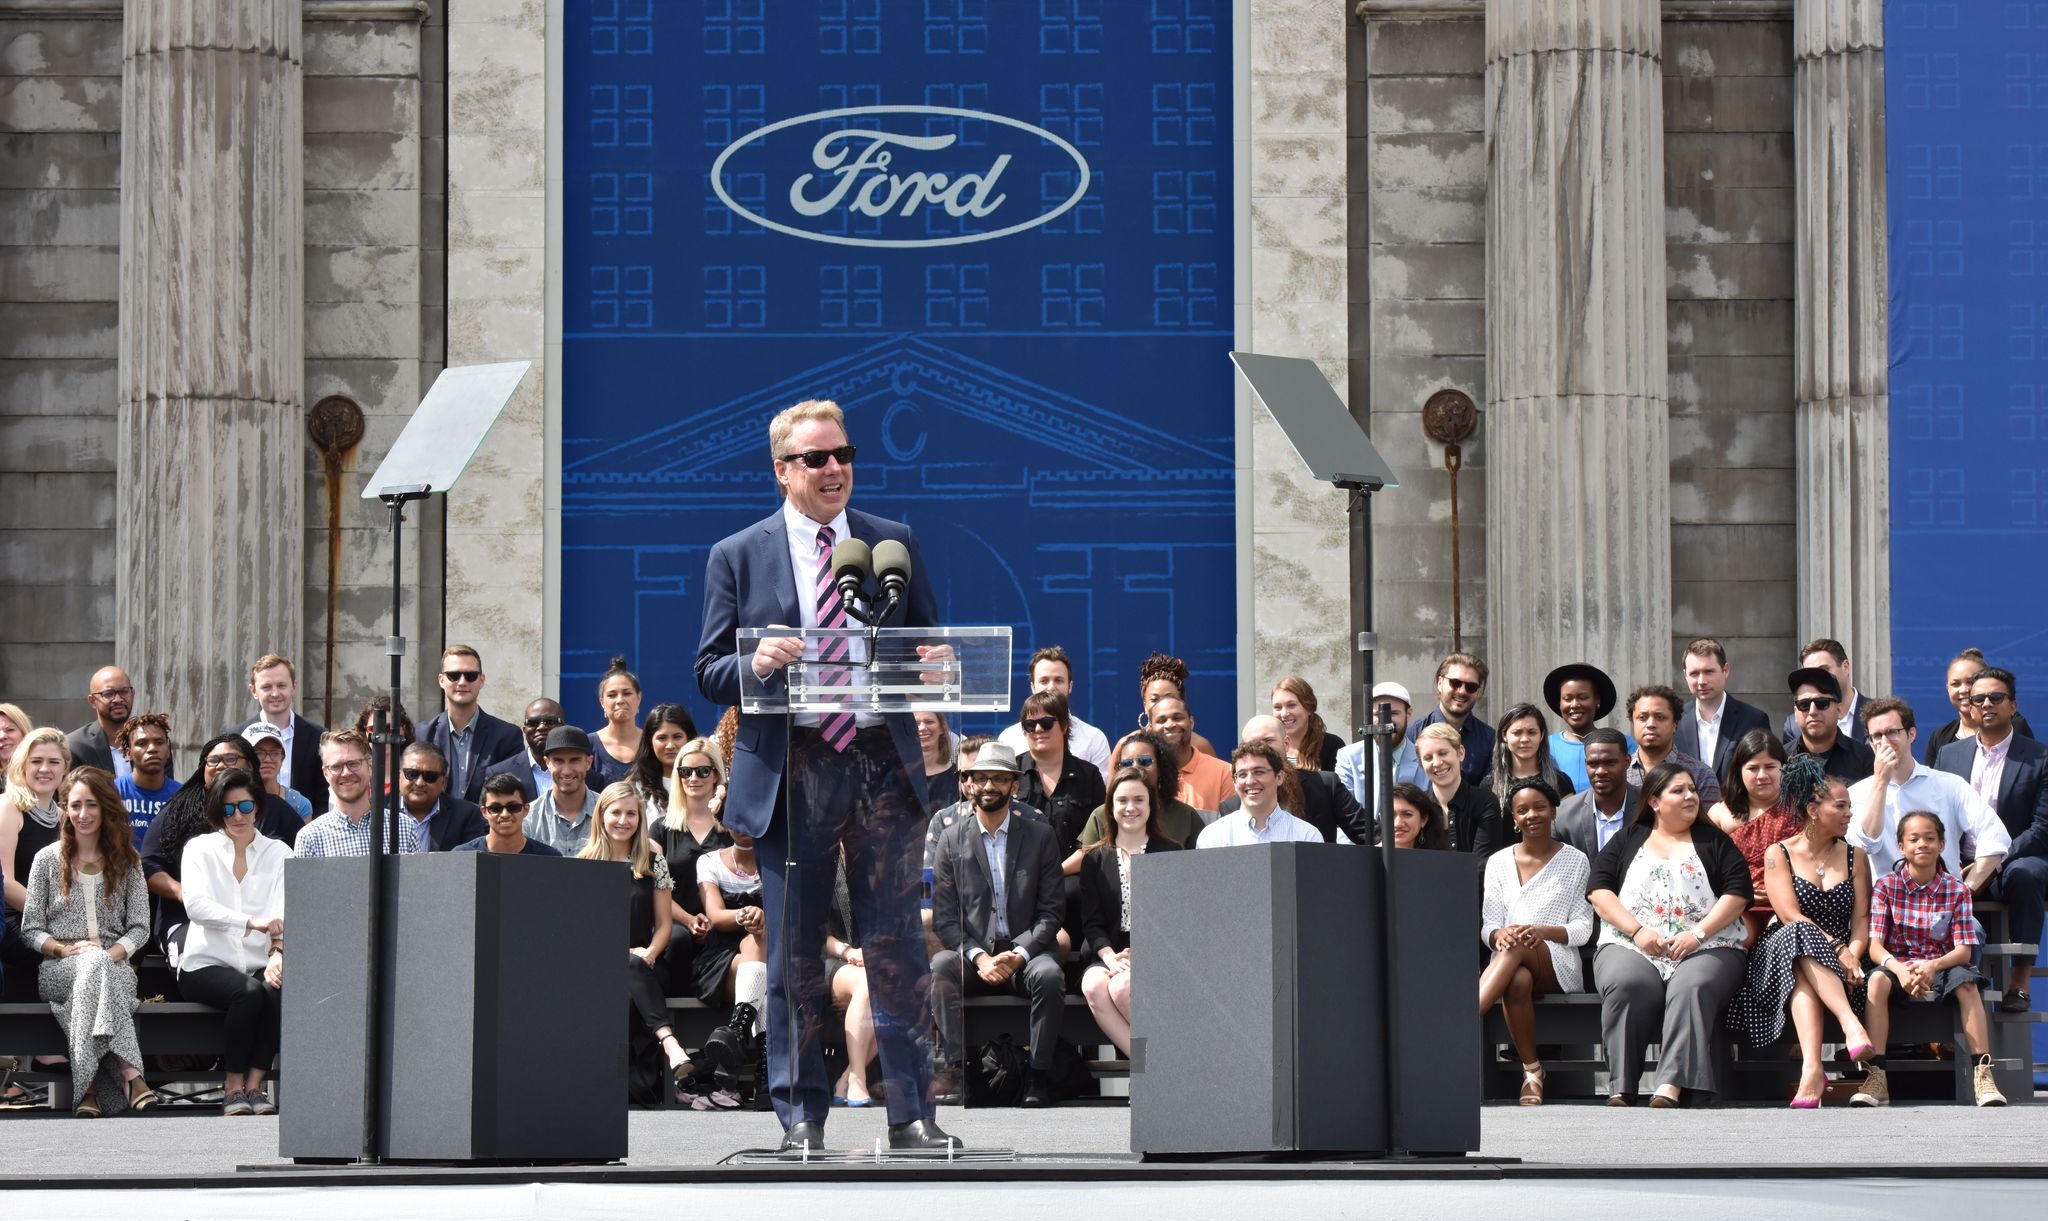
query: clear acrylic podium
[{"left": 730, "top": 623, "right": 1014, "bottom": 1163}]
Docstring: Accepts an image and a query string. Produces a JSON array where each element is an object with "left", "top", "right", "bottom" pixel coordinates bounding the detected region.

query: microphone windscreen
[
  {"left": 831, "top": 537, "right": 873, "bottom": 580},
  {"left": 872, "top": 538, "right": 911, "bottom": 581}
]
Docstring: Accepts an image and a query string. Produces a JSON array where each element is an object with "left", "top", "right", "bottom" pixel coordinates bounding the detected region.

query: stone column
[
  {"left": 117, "top": 0, "right": 304, "bottom": 742},
  {"left": 1484, "top": 0, "right": 1670, "bottom": 709},
  {"left": 1794, "top": 0, "right": 1889, "bottom": 693}
]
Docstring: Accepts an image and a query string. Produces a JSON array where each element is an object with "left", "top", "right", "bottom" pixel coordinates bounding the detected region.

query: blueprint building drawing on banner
[{"left": 563, "top": 3, "right": 1237, "bottom": 735}]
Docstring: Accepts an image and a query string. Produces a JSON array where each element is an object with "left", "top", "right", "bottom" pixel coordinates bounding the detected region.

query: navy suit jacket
[
  {"left": 695, "top": 506, "right": 938, "bottom": 839},
  {"left": 234, "top": 712, "right": 328, "bottom": 814},
  {"left": 1936, "top": 734, "right": 2048, "bottom": 863},
  {"left": 414, "top": 794, "right": 491, "bottom": 852},
  {"left": 481, "top": 750, "right": 544, "bottom": 804},
  {"left": 415, "top": 708, "right": 526, "bottom": 804},
  {"left": 1676, "top": 696, "right": 1772, "bottom": 778}
]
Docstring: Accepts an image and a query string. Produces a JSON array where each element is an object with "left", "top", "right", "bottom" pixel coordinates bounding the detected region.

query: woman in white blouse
[
  {"left": 178, "top": 768, "right": 290, "bottom": 1117},
  {"left": 1479, "top": 776, "right": 1594, "bottom": 1106}
]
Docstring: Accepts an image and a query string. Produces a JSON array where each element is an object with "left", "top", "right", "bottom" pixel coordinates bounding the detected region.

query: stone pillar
[
  {"left": 1794, "top": 0, "right": 1889, "bottom": 693},
  {"left": 1484, "top": 0, "right": 1670, "bottom": 709},
  {"left": 117, "top": 0, "right": 304, "bottom": 743}
]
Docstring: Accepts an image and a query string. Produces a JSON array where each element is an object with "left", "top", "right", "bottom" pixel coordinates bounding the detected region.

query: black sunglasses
[
  {"left": 442, "top": 670, "right": 481, "bottom": 683},
  {"left": 524, "top": 716, "right": 563, "bottom": 729},
  {"left": 1968, "top": 691, "right": 2012, "bottom": 706},
  {"left": 1020, "top": 716, "right": 1059, "bottom": 733},
  {"left": 1794, "top": 697, "right": 1837, "bottom": 712},
  {"left": 779, "top": 445, "right": 857, "bottom": 469},
  {"left": 1444, "top": 677, "right": 1482, "bottom": 694},
  {"left": 676, "top": 764, "right": 718, "bottom": 780},
  {"left": 482, "top": 801, "right": 527, "bottom": 815},
  {"left": 401, "top": 767, "right": 444, "bottom": 783}
]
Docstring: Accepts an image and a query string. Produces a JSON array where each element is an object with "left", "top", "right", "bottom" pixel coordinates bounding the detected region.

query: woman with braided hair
[
  {"left": 1134, "top": 653, "right": 1218, "bottom": 758},
  {"left": 1724, "top": 753, "right": 1874, "bottom": 1107}
]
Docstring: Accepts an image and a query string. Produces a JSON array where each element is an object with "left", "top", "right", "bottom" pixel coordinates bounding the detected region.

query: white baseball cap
[{"left": 1370, "top": 681, "right": 1413, "bottom": 708}]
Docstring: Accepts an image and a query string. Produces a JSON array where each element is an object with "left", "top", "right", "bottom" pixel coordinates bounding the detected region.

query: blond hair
[
  {"left": 1416, "top": 722, "right": 1464, "bottom": 753},
  {"left": 5, "top": 727, "right": 70, "bottom": 812},
  {"left": 580, "top": 779, "right": 656, "bottom": 878},
  {"left": 0, "top": 703, "right": 31, "bottom": 739},
  {"left": 664, "top": 737, "right": 726, "bottom": 831},
  {"left": 767, "top": 399, "right": 846, "bottom": 490},
  {"left": 250, "top": 653, "right": 297, "bottom": 682}
]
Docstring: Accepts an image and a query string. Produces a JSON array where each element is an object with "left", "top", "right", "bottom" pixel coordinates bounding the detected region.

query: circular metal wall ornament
[
  {"left": 308, "top": 394, "right": 367, "bottom": 456},
  {"left": 1419, "top": 388, "right": 1480, "bottom": 651}
]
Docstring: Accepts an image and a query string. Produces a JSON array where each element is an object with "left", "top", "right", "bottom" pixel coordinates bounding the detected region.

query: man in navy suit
[
  {"left": 233, "top": 653, "right": 328, "bottom": 815},
  {"left": 414, "top": 644, "right": 526, "bottom": 804},
  {"left": 696, "top": 399, "right": 956, "bottom": 1153},
  {"left": 397, "top": 741, "right": 490, "bottom": 851},
  {"left": 1674, "top": 637, "right": 1771, "bottom": 778},
  {"left": 1935, "top": 666, "right": 2048, "bottom": 1013}
]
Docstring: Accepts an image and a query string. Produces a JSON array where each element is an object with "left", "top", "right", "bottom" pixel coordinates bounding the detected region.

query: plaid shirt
[
  {"left": 296, "top": 808, "right": 423, "bottom": 858},
  {"left": 1869, "top": 862, "right": 1979, "bottom": 963}
]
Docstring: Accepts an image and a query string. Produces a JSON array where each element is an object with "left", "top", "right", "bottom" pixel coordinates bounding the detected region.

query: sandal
[
  {"left": 1518, "top": 1064, "right": 1545, "bottom": 1107},
  {"left": 75, "top": 1094, "right": 102, "bottom": 1119},
  {"left": 127, "top": 1077, "right": 159, "bottom": 1111}
]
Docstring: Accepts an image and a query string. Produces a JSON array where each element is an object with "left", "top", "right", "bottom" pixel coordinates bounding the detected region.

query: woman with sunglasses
[
  {"left": 1068, "top": 728, "right": 1202, "bottom": 855},
  {"left": 141, "top": 734, "right": 294, "bottom": 958},
  {"left": 177, "top": 768, "right": 290, "bottom": 1116},
  {"left": 1014, "top": 691, "right": 1106, "bottom": 858},
  {"left": 657, "top": 737, "right": 733, "bottom": 987},
  {"left": 590, "top": 657, "right": 644, "bottom": 788}
]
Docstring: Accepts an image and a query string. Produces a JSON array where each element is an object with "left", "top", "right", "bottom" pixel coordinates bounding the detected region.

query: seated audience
[
  {"left": 453, "top": 774, "right": 560, "bottom": 855},
  {"left": 1079, "top": 766, "right": 1183, "bottom": 1056},
  {"left": 1416, "top": 723, "right": 1504, "bottom": 857},
  {"left": 1934, "top": 666, "right": 2048, "bottom": 1013},
  {"left": 522, "top": 725, "right": 599, "bottom": 856},
  {"left": 1199, "top": 742, "right": 1325, "bottom": 848},
  {"left": 1013, "top": 691, "right": 1107, "bottom": 856},
  {"left": 1787, "top": 666, "right": 1875, "bottom": 783},
  {"left": 1336, "top": 682, "right": 1425, "bottom": 813},
  {"left": 1705, "top": 730, "right": 1800, "bottom": 945},
  {"left": 20, "top": 767, "right": 156, "bottom": 1117},
  {"left": 930, "top": 741, "right": 1066, "bottom": 1107},
  {"left": 577, "top": 780, "right": 697, "bottom": 1090},
  {"left": 691, "top": 806, "right": 767, "bottom": 1087},
  {"left": 242, "top": 722, "right": 312, "bottom": 826},
  {"left": 177, "top": 768, "right": 290, "bottom": 1117},
  {"left": 1148, "top": 696, "right": 1234, "bottom": 811},
  {"left": 1627, "top": 685, "right": 1722, "bottom": 806},
  {"left": 921, "top": 738, "right": 1047, "bottom": 924},
  {"left": 296, "top": 730, "right": 422, "bottom": 857},
  {"left": 823, "top": 849, "right": 875, "bottom": 1107},
  {"left": 1588, "top": 760, "right": 1752, "bottom": 1107},
  {"left": 111, "top": 713, "right": 178, "bottom": 847},
  {"left": 1270, "top": 675, "right": 1342, "bottom": 772},
  {"left": 1383, "top": 782, "right": 1450, "bottom": 851},
  {"left": 1725, "top": 756, "right": 1874, "bottom": 1107},
  {"left": 1555, "top": 729, "right": 1635, "bottom": 855},
  {"left": 141, "top": 734, "right": 295, "bottom": 956},
  {"left": 1228, "top": 715, "right": 1373, "bottom": 844},
  {"left": 655, "top": 737, "right": 732, "bottom": 991},
  {"left": 997, "top": 645, "right": 1113, "bottom": 778},
  {"left": 1479, "top": 777, "right": 1595, "bottom": 1105},
  {"left": 1136, "top": 651, "right": 1219, "bottom": 758},
  {"left": 1069, "top": 729, "right": 1202, "bottom": 855},
  {"left": 1492, "top": 703, "right": 1575, "bottom": 817},
  {"left": 1544, "top": 663, "right": 1630, "bottom": 792},
  {"left": 480, "top": 698, "right": 566, "bottom": 802},
  {"left": 398, "top": 741, "right": 488, "bottom": 851},
  {"left": 917, "top": 711, "right": 959, "bottom": 814},
  {"left": 1857, "top": 811, "right": 2006, "bottom": 1107},
  {"left": 1406, "top": 651, "right": 1494, "bottom": 789},
  {"left": 629, "top": 703, "right": 699, "bottom": 826},
  {"left": 1848, "top": 698, "right": 2006, "bottom": 883},
  {"left": 3, "top": 728, "right": 71, "bottom": 971},
  {"left": 590, "top": 656, "right": 644, "bottom": 788}
]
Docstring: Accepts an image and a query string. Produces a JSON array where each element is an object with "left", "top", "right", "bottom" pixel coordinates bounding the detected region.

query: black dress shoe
[
  {"left": 779, "top": 1121, "right": 826, "bottom": 1153},
  {"left": 1020, "top": 1070, "right": 1057, "bottom": 1108},
  {"left": 1997, "top": 989, "right": 2031, "bottom": 1014},
  {"left": 887, "top": 1118, "right": 963, "bottom": 1151}
]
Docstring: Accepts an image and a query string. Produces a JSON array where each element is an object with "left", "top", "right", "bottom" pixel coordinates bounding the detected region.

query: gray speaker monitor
[{"left": 278, "top": 852, "right": 628, "bottom": 1163}]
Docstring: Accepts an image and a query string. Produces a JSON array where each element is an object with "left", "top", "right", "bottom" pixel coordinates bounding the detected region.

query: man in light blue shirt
[{"left": 1336, "top": 681, "right": 1425, "bottom": 813}]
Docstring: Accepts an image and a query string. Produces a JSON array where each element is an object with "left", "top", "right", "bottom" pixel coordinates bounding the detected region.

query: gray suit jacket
[
  {"left": 1555, "top": 784, "right": 1638, "bottom": 856},
  {"left": 931, "top": 809, "right": 1063, "bottom": 962},
  {"left": 65, "top": 720, "right": 115, "bottom": 773}
]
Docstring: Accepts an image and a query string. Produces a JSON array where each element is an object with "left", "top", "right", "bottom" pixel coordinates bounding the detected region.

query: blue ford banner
[{"left": 563, "top": 3, "right": 1236, "bottom": 738}]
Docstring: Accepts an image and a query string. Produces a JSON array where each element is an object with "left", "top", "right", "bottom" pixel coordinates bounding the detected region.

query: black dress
[{"left": 1727, "top": 843, "right": 1866, "bottom": 1048}]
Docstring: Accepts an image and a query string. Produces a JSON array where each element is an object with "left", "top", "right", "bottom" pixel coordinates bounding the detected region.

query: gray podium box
[
  {"left": 1128, "top": 842, "right": 1480, "bottom": 1157},
  {"left": 278, "top": 852, "right": 628, "bottom": 1163}
]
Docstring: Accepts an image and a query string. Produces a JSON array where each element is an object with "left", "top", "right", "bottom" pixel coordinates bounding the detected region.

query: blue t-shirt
[
  {"left": 115, "top": 776, "right": 181, "bottom": 847},
  {"left": 452, "top": 835, "right": 561, "bottom": 857}
]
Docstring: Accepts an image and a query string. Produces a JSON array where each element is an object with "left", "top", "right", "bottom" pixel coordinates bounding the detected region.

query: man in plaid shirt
[
  {"left": 296, "top": 729, "right": 422, "bottom": 858},
  {"left": 1854, "top": 810, "right": 2004, "bottom": 1107}
]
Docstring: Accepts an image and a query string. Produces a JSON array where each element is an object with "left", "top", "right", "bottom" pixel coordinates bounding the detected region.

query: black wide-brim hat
[
  {"left": 1543, "top": 663, "right": 1618, "bottom": 721},
  {"left": 1786, "top": 666, "right": 1843, "bottom": 701}
]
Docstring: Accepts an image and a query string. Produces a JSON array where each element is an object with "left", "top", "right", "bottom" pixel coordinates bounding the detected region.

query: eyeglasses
[
  {"left": 323, "top": 758, "right": 366, "bottom": 775},
  {"left": 1119, "top": 755, "right": 1156, "bottom": 769},
  {"left": 205, "top": 753, "right": 247, "bottom": 768},
  {"left": 1020, "top": 716, "right": 1059, "bottom": 733},
  {"left": 524, "top": 716, "right": 563, "bottom": 729},
  {"left": 779, "top": 445, "right": 857, "bottom": 469},
  {"left": 676, "top": 764, "right": 718, "bottom": 780},
  {"left": 1968, "top": 692, "right": 2012, "bottom": 706},
  {"left": 91, "top": 686, "right": 134, "bottom": 701},
  {"left": 442, "top": 670, "right": 481, "bottom": 684},
  {"left": 1793, "top": 697, "right": 1837, "bottom": 713},
  {"left": 482, "top": 801, "right": 527, "bottom": 815},
  {"left": 1869, "top": 726, "right": 1911, "bottom": 741},
  {"left": 220, "top": 800, "right": 257, "bottom": 816},
  {"left": 401, "top": 767, "right": 445, "bottom": 783},
  {"left": 1443, "top": 678, "right": 1482, "bottom": 694}
]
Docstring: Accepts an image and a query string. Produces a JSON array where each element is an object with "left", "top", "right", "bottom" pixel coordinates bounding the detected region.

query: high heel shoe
[
  {"left": 1789, "top": 1096, "right": 1821, "bottom": 1109},
  {"left": 1845, "top": 1040, "right": 1875, "bottom": 1064},
  {"left": 1518, "top": 1064, "right": 1545, "bottom": 1107},
  {"left": 126, "top": 1077, "right": 159, "bottom": 1111}
]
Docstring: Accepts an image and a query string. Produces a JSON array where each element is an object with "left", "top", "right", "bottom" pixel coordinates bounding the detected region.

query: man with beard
[
  {"left": 1787, "top": 667, "right": 1874, "bottom": 783},
  {"left": 1149, "top": 696, "right": 1234, "bottom": 811},
  {"left": 521, "top": 726, "right": 599, "bottom": 856},
  {"left": 1406, "top": 652, "right": 1494, "bottom": 789},
  {"left": 296, "top": 730, "right": 421, "bottom": 857},
  {"left": 1626, "top": 685, "right": 1721, "bottom": 805},
  {"left": 480, "top": 698, "right": 567, "bottom": 802},
  {"left": 1335, "top": 682, "right": 1425, "bottom": 812},
  {"left": 66, "top": 665, "right": 136, "bottom": 778}
]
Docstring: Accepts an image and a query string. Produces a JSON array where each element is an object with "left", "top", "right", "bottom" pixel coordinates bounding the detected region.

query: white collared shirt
[
  {"left": 780, "top": 498, "right": 878, "bottom": 729},
  {"left": 178, "top": 831, "right": 292, "bottom": 975},
  {"left": 1848, "top": 762, "right": 2010, "bottom": 876},
  {"left": 1693, "top": 694, "right": 1725, "bottom": 768},
  {"left": 1196, "top": 806, "right": 1323, "bottom": 848},
  {"left": 1972, "top": 733, "right": 2014, "bottom": 816}
]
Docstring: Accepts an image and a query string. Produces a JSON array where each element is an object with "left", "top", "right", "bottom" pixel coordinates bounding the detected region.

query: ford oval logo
[{"left": 710, "top": 105, "right": 1092, "bottom": 249}]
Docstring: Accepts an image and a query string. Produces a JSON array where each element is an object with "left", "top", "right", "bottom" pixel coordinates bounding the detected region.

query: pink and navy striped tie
[{"left": 814, "top": 525, "right": 857, "bottom": 751}]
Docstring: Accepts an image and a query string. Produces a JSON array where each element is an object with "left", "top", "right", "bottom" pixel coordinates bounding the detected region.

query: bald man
[{"left": 66, "top": 664, "right": 136, "bottom": 778}]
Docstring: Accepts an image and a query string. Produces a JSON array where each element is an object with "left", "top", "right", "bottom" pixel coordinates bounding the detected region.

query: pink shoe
[
  {"left": 1789, "top": 1097, "right": 1821, "bottom": 1109},
  {"left": 1846, "top": 1042, "right": 1875, "bottom": 1064}
]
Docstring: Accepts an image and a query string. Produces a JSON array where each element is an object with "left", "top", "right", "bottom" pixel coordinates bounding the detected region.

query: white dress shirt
[
  {"left": 1971, "top": 733, "right": 2014, "bottom": 818},
  {"left": 780, "top": 498, "right": 880, "bottom": 730},
  {"left": 1692, "top": 695, "right": 1725, "bottom": 769},
  {"left": 1848, "top": 762, "right": 2010, "bottom": 877},
  {"left": 179, "top": 831, "right": 291, "bottom": 974},
  {"left": 1196, "top": 806, "right": 1324, "bottom": 848}
]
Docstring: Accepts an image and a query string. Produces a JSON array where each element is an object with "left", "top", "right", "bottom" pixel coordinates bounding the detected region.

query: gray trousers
[
  {"left": 1595, "top": 944, "right": 1746, "bottom": 1097},
  {"left": 930, "top": 946, "right": 1065, "bottom": 1072}
]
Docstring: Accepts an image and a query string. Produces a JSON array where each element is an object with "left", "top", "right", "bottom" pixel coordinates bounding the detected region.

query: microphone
[
  {"left": 871, "top": 539, "right": 911, "bottom": 621},
  {"left": 830, "top": 538, "right": 873, "bottom": 617}
]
